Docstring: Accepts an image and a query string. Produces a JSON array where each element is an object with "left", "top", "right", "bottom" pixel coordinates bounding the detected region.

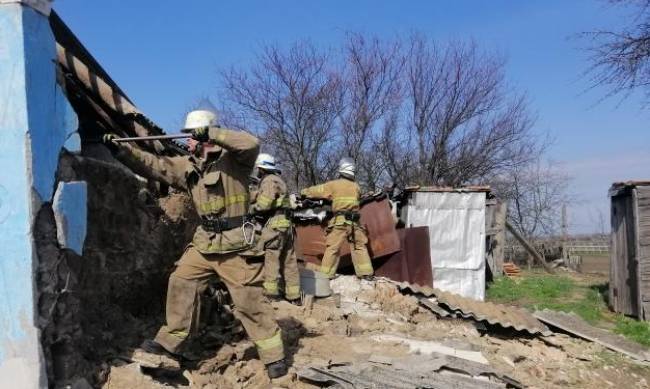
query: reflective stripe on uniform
[
  {"left": 355, "top": 261, "right": 374, "bottom": 273},
  {"left": 269, "top": 217, "right": 291, "bottom": 228},
  {"left": 256, "top": 194, "right": 274, "bottom": 208},
  {"left": 263, "top": 280, "right": 279, "bottom": 295},
  {"left": 332, "top": 196, "right": 359, "bottom": 209},
  {"left": 256, "top": 195, "right": 289, "bottom": 211},
  {"left": 255, "top": 330, "right": 283, "bottom": 351},
  {"left": 285, "top": 285, "right": 300, "bottom": 298},
  {"left": 276, "top": 196, "right": 291, "bottom": 208},
  {"left": 169, "top": 330, "right": 188, "bottom": 339},
  {"left": 320, "top": 265, "right": 336, "bottom": 277},
  {"left": 331, "top": 215, "right": 350, "bottom": 226},
  {"left": 199, "top": 194, "right": 248, "bottom": 213}
]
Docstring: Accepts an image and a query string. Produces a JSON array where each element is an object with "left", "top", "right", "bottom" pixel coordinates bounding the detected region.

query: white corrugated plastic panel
[{"left": 405, "top": 192, "right": 486, "bottom": 300}]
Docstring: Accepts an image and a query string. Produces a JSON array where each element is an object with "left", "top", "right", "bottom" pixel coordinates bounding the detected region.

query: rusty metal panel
[
  {"left": 374, "top": 227, "right": 433, "bottom": 286},
  {"left": 534, "top": 309, "right": 650, "bottom": 361},
  {"left": 295, "top": 197, "right": 401, "bottom": 269},
  {"left": 394, "top": 281, "right": 551, "bottom": 336}
]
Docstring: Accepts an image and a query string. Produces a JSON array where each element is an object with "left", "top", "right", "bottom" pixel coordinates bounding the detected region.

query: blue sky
[{"left": 55, "top": 0, "right": 649, "bottom": 234}]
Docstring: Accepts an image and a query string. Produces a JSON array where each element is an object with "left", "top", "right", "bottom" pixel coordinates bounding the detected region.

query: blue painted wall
[
  {"left": 0, "top": 2, "right": 58, "bottom": 388},
  {"left": 53, "top": 181, "right": 87, "bottom": 256}
]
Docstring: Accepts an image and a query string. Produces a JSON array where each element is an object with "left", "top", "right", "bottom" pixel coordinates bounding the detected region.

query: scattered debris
[
  {"left": 419, "top": 297, "right": 452, "bottom": 317},
  {"left": 372, "top": 334, "right": 490, "bottom": 364},
  {"left": 297, "top": 351, "right": 524, "bottom": 389},
  {"left": 534, "top": 309, "right": 650, "bottom": 362},
  {"left": 394, "top": 280, "right": 552, "bottom": 336},
  {"left": 97, "top": 275, "right": 650, "bottom": 388},
  {"left": 503, "top": 262, "right": 521, "bottom": 277}
]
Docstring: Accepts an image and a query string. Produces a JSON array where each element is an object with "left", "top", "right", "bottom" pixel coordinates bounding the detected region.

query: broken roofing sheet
[
  {"left": 394, "top": 281, "right": 551, "bottom": 336},
  {"left": 297, "top": 352, "right": 523, "bottom": 389},
  {"left": 535, "top": 309, "right": 650, "bottom": 362}
]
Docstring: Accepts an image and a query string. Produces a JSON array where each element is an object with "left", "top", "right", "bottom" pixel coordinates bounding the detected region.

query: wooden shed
[{"left": 609, "top": 181, "right": 650, "bottom": 321}]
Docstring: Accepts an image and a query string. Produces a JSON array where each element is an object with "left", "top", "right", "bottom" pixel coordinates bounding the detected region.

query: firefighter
[
  {"left": 300, "top": 157, "right": 374, "bottom": 279},
  {"left": 103, "top": 110, "right": 287, "bottom": 379},
  {"left": 251, "top": 153, "right": 301, "bottom": 302}
]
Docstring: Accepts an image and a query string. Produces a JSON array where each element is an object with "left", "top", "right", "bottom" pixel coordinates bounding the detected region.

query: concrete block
[
  {"left": 53, "top": 181, "right": 87, "bottom": 255},
  {"left": 64, "top": 132, "right": 81, "bottom": 153}
]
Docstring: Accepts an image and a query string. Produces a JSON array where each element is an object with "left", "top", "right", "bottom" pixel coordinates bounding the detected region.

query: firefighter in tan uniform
[
  {"left": 104, "top": 110, "right": 287, "bottom": 378},
  {"left": 251, "top": 153, "right": 301, "bottom": 302},
  {"left": 301, "top": 157, "right": 374, "bottom": 279}
]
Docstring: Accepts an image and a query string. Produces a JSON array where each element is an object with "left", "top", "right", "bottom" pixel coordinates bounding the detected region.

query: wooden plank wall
[
  {"left": 610, "top": 191, "right": 639, "bottom": 317},
  {"left": 485, "top": 199, "right": 507, "bottom": 279},
  {"left": 636, "top": 186, "right": 650, "bottom": 320}
]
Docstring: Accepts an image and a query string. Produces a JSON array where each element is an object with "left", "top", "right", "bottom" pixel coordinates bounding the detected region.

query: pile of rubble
[{"left": 98, "top": 276, "right": 649, "bottom": 389}]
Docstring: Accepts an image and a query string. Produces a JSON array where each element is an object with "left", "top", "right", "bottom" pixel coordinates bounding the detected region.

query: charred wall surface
[{"left": 35, "top": 148, "right": 197, "bottom": 387}]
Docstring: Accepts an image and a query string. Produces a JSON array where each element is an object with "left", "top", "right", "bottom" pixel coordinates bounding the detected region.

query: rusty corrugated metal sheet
[
  {"left": 374, "top": 227, "right": 433, "bottom": 286},
  {"left": 295, "top": 196, "right": 401, "bottom": 269},
  {"left": 394, "top": 281, "right": 551, "bottom": 336}
]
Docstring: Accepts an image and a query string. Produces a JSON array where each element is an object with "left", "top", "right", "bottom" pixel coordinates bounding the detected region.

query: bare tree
[
  {"left": 392, "top": 36, "right": 538, "bottom": 187},
  {"left": 337, "top": 34, "right": 405, "bottom": 190},
  {"left": 493, "top": 159, "right": 570, "bottom": 239},
  {"left": 219, "top": 34, "right": 541, "bottom": 194},
  {"left": 221, "top": 42, "right": 342, "bottom": 190},
  {"left": 584, "top": 0, "right": 650, "bottom": 103}
]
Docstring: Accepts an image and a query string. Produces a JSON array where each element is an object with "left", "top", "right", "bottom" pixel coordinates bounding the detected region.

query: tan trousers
[
  {"left": 320, "top": 224, "right": 374, "bottom": 278},
  {"left": 154, "top": 247, "right": 284, "bottom": 364},
  {"left": 261, "top": 226, "right": 301, "bottom": 300}
]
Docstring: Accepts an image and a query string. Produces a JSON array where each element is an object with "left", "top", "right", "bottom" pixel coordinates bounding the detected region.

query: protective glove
[
  {"left": 102, "top": 133, "right": 119, "bottom": 151},
  {"left": 191, "top": 126, "right": 210, "bottom": 142}
]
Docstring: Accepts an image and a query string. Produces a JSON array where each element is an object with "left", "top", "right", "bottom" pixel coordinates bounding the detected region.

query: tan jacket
[
  {"left": 251, "top": 173, "right": 291, "bottom": 229},
  {"left": 301, "top": 178, "right": 361, "bottom": 226},
  {"left": 114, "top": 127, "right": 260, "bottom": 254}
]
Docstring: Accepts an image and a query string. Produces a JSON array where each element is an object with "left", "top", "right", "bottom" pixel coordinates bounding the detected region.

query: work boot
[{"left": 266, "top": 359, "right": 288, "bottom": 379}]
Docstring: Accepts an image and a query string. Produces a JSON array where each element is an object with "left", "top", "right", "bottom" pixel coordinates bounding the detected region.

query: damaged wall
[
  {"left": 0, "top": 1, "right": 59, "bottom": 388},
  {"left": 0, "top": 2, "right": 198, "bottom": 387},
  {"left": 36, "top": 151, "right": 197, "bottom": 387}
]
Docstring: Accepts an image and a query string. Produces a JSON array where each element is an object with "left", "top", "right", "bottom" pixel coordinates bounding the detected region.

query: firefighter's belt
[
  {"left": 334, "top": 211, "right": 361, "bottom": 222},
  {"left": 201, "top": 216, "right": 246, "bottom": 232}
]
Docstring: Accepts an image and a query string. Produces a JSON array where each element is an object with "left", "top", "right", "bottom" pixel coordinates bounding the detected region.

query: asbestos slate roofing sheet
[
  {"left": 534, "top": 309, "right": 650, "bottom": 361},
  {"left": 395, "top": 281, "right": 551, "bottom": 336}
]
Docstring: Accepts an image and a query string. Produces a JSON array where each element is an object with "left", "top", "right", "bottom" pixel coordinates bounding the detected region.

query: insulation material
[{"left": 405, "top": 192, "right": 486, "bottom": 300}]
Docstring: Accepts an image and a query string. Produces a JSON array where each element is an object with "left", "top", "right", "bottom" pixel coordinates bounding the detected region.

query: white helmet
[
  {"left": 338, "top": 157, "right": 355, "bottom": 179},
  {"left": 183, "top": 110, "right": 218, "bottom": 132},
  {"left": 255, "top": 153, "right": 279, "bottom": 172}
]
